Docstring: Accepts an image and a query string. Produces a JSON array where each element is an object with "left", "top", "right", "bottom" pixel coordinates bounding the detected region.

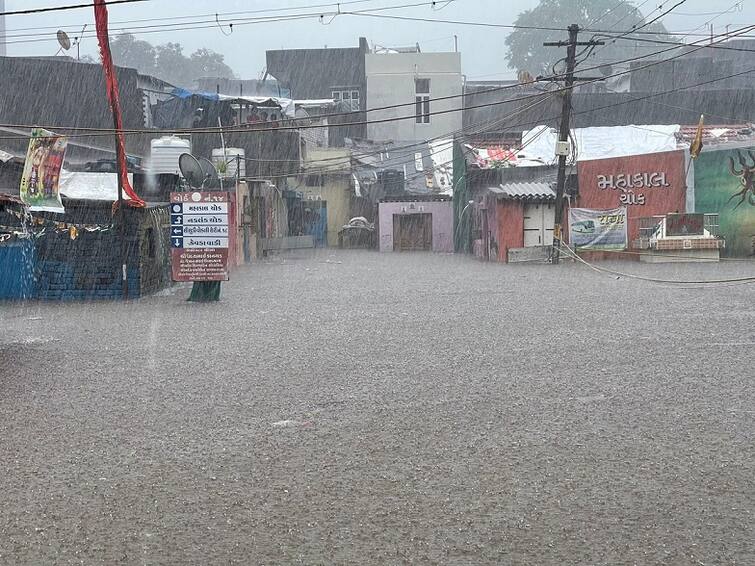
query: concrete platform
[{"left": 640, "top": 248, "right": 720, "bottom": 263}]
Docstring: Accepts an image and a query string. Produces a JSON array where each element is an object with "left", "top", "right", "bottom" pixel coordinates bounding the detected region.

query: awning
[{"left": 489, "top": 182, "right": 556, "bottom": 200}]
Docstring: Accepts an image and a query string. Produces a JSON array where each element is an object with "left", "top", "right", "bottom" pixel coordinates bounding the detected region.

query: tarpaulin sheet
[{"left": 521, "top": 124, "right": 680, "bottom": 164}]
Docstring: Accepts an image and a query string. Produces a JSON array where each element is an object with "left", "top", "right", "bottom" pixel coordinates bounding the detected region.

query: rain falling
[{"left": 1, "top": 0, "right": 754, "bottom": 563}]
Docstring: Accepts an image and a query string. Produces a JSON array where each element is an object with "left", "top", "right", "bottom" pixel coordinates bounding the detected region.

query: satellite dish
[
  {"left": 599, "top": 64, "right": 613, "bottom": 77},
  {"left": 179, "top": 153, "right": 205, "bottom": 188},
  {"left": 57, "top": 30, "right": 72, "bottom": 51},
  {"left": 199, "top": 157, "right": 220, "bottom": 186}
]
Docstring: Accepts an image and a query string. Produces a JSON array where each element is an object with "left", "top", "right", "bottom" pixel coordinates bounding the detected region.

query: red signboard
[
  {"left": 575, "top": 150, "right": 687, "bottom": 242},
  {"left": 170, "top": 191, "right": 230, "bottom": 282}
]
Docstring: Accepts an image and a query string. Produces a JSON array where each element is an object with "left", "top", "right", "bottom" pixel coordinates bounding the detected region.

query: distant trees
[
  {"left": 505, "top": 0, "right": 675, "bottom": 77},
  {"left": 110, "top": 33, "right": 236, "bottom": 87}
]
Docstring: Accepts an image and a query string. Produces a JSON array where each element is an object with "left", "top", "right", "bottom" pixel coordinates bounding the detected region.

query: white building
[{"left": 365, "top": 52, "right": 462, "bottom": 142}]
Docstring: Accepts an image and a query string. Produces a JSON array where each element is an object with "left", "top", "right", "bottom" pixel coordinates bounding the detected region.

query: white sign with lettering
[{"left": 596, "top": 172, "right": 671, "bottom": 205}]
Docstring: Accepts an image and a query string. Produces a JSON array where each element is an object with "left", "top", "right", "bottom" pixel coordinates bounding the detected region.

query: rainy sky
[{"left": 3, "top": 0, "right": 753, "bottom": 80}]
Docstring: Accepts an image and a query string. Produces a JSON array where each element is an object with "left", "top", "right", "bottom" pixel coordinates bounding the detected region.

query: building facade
[
  {"left": 298, "top": 148, "right": 353, "bottom": 247},
  {"left": 378, "top": 195, "right": 453, "bottom": 252},
  {"left": 366, "top": 52, "right": 462, "bottom": 142}
]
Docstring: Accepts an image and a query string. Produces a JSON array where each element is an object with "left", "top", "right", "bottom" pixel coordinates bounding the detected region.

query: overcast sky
[{"left": 3, "top": 0, "right": 753, "bottom": 80}]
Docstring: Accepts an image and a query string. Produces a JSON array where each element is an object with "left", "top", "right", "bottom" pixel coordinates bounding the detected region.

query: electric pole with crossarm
[{"left": 544, "top": 25, "right": 603, "bottom": 264}]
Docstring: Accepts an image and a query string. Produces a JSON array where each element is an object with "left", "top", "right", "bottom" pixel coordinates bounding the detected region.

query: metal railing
[
  {"left": 703, "top": 213, "right": 721, "bottom": 238},
  {"left": 637, "top": 213, "right": 721, "bottom": 238}
]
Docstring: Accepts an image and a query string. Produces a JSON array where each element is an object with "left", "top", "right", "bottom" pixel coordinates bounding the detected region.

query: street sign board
[{"left": 170, "top": 191, "right": 231, "bottom": 282}]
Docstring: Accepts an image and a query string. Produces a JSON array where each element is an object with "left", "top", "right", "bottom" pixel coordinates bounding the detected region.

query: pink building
[{"left": 378, "top": 196, "right": 454, "bottom": 252}]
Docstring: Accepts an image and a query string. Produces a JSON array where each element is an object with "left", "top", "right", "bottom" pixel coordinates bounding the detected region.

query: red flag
[{"left": 93, "top": 0, "right": 145, "bottom": 207}]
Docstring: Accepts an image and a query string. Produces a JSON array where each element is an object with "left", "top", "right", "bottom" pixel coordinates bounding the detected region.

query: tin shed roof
[{"left": 489, "top": 181, "right": 556, "bottom": 200}]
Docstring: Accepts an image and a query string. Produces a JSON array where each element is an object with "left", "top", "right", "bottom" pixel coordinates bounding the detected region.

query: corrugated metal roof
[{"left": 489, "top": 182, "right": 556, "bottom": 200}]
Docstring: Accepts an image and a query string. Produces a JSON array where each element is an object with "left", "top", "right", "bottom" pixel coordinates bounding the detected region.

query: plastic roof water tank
[
  {"left": 150, "top": 136, "right": 191, "bottom": 175},
  {"left": 212, "top": 148, "right": 246, "bottom": 179}
]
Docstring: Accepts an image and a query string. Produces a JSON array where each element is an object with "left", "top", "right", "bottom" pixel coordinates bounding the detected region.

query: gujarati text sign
[
  {"left": 170, "top": 191, "right": 230, "bottom": 282},
  {"left": 569, "top": 207, "right": 627, "bottom": 250}
]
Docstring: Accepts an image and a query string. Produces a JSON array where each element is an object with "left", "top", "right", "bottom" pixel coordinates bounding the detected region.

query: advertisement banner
[
  {"left": 19, "top": 128, "right": 67, "bottom": 213},
  {"left": 694, "top": 147, "right": 755, "bottom": 256},
  {"left": 569, "top": 207, "right": 627, "bottom": 250}
]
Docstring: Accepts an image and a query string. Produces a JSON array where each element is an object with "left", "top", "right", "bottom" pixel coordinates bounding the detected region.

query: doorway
[
  {"left": 303, "top": 200, "right": 328, "bottom": 247},
  {"left": 393, "top": 213, "right": 432, "bottom": 251},
  {"left": 523, "top": 203, "right": 555, "bottom": 247}
]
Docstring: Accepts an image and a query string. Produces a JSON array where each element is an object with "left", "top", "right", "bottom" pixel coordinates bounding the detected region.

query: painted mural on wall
[
  {"left": 576, "top": 150, "right": 687, "bottom": 243},
  {"left": 694, "top": 147, "right": 755, "bottom": 256}
]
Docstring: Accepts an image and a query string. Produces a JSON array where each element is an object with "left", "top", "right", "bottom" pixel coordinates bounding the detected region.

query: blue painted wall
[{"left": 0, "top": 240, "right": 35, "bottom": 300}]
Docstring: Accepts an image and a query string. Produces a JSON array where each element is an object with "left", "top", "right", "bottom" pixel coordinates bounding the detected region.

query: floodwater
[{"left": 1, "top": 251, "right": 753, "bottom": 564}]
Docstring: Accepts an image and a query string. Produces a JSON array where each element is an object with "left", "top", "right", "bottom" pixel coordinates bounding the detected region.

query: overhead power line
[
  {"left": 0, "top": 1, "right": 433, "bottom": 44},
  {"left": 678, "top": 0, "right": 746, "bottom": 44},
  {"left": 597, "top": 31, "right": 755, "bottom": 53},
  {"left": 1, "top": 65, "right": 752, "bottom": 149},
  {"left": 1, "top": 0, "right": 377, "bottom": 34},
  {"left": 0, "top": 68, "right": 750, "bottom": 185},
  {"left": 2, "top": 1, "right": 751, "bottom": 44},
  {"left": 627, "top": 0, "right": 688, "bottom": 36},
  {"left": 0, "top": 23, "right": 751, "bottom": 142},
  {"left": 339, "top": 10, "right": 750, "bottom": 37},
  {"left": 0, "top": 0, "right": 148, "bottom": 16}
]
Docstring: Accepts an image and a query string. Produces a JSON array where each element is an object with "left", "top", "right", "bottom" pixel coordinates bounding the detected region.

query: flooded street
[{"left": 1, "top": 251, "right": 753, "bottom": 564}]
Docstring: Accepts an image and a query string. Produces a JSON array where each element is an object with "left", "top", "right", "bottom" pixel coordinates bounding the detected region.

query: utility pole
[
  {"left": 544, "top": 25, "right": 603, "bottom": 264},
  {"left": 113, "top": 118, "right": 128, "bottom": 300}
]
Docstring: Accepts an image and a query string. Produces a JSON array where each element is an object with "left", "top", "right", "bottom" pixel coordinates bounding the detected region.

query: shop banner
[
  {"left": 19, "top": 128, "right": 67, "bottom": 213},
  {"left": 569, "top": 207, "right": 627, "bottom": 250}
]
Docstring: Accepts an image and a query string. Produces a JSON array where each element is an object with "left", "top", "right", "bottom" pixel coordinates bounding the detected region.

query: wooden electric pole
[{"left": 544, "top": 25, "right": 603, "bottom": 264}]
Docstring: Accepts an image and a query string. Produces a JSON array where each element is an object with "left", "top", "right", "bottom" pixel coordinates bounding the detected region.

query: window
[
  {"left": 415, "top": 78, "right": 430, "bottom": 124},
  {"left": 332, "top": 88, "right": 360, "bottom": 111}
]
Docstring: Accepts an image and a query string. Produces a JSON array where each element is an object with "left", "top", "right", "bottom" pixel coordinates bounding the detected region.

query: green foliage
[
  {"left": 110, "top": 33, "right": 236, "bottom": 87},
  {"left": 505, "top": 0, "right": 674, "bottom": 77}
]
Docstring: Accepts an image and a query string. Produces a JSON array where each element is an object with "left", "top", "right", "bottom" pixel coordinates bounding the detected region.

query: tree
[
  {"left": 505, "top": 0, "right": 675, "bottom": 77},
  {"left": 110, "top": 33, "right": 156, "bottom": 74},
  {"left": 154, "top": 42, "right": 192, "bottom": 86},
  {"left": 190, "top": 48, "right": 235, "bottom": 80},
  {"left": 109, "top": 33, "right": 236, "bottom": 88}
]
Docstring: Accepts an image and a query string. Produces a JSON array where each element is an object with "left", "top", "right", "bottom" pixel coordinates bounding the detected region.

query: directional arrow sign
[{"left": 170, "top": 191, "right": 231, "bottom": 282}]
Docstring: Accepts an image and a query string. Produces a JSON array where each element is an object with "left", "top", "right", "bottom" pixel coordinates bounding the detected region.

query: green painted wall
[{"left": 694, "top": 146, "right": 755, "bottom": 257}]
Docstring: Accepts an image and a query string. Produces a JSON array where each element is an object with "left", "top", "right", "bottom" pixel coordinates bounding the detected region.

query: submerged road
[{"left": 1, "top": 250, "right": 754, "bottom": 565}]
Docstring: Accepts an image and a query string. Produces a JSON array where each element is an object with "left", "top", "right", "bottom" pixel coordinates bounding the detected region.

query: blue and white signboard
[{"left": 170, "top": 192, "right": 231, "bottom": 281}]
